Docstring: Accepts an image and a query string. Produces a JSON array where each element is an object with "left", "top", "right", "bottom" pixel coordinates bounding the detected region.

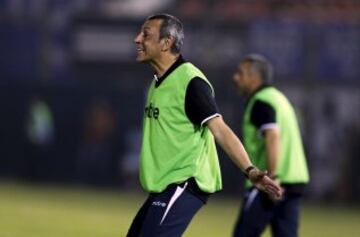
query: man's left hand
[{"left": 248, "top": 168, "right": 283, "bottom": 200}]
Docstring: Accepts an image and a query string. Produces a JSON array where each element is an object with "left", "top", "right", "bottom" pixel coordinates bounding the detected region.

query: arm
[
  {"left": 251, "top": 100, "right": 280, "bottom": 178},
  {"left": 207, "top": 116, "right": 282, "bottom": 198},
  {"left": 207, "top": 116, "right": 252, "bottom": 172},
  {"left": 264, "top": 128, "right": 281, "bottom": 178},
  {"left": 185, "top": 79, "right": 282, "bottom": 198}
]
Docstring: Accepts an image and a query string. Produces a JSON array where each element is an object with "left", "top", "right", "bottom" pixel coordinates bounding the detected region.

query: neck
[
  {"left": 150, "top": 53, "right": 179, "bottom": 77},
  {"left": 246, "top": 81, "right": 263, "bottom": 98}
]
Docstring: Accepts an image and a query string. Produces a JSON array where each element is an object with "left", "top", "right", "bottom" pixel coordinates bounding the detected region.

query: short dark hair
[
  {"left": 147, "top": 13, "right": 184, "bottom": 54},
  {"left": 240, "top": 54, "right": 274, "bottom": 83}
]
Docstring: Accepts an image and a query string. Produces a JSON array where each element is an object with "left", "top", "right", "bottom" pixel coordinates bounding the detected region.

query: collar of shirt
[
  {"left": 154, "top": 55, "right": 186, "bottom": 88},
  {"left": 245, "top": 84, "right": 273, "bottom": 107}
]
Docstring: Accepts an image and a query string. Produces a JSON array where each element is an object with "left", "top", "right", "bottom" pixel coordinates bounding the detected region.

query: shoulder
[
  {"left": 186, "top": 77, "right": 213, "bottom": 97},
  {"left": 250, "top": 100, "right": 277, "bottom": 129},
  {"left": 185, "top": 77, "right": 220, "bottom": 126},
  {"left": 178, "top": 63, "right": 208, "bottom": 83},
  {"left": 251, "top": 100, "right": 275, "bottom": 112}
]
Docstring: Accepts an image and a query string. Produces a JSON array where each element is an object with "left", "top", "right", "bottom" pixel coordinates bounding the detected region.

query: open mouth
[{"left": 137, "top": 47, "right": 145, "bottom": 53}]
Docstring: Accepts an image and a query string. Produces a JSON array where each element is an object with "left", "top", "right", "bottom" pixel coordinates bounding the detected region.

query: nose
[{"left": 134, "top": 33, "right": 141, "bottom": 44}]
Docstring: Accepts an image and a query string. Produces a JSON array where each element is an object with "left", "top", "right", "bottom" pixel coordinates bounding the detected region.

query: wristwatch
[{"left": 244, "top": 166, "right": 256, "bottom": 179}]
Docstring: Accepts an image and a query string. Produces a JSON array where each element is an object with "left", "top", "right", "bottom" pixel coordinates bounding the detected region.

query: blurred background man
[{"left": 232, "top": 54, "right": 309, "bottom": 237}]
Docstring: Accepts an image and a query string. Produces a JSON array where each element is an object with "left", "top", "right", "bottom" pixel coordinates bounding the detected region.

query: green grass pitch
[{"left": 0, "top": 181, "right": 359, "bottom": 237}]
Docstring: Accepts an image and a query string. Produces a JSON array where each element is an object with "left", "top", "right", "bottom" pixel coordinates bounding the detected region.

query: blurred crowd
[
  {"left": 177, "top": 0, "right": 360, "bottom": 22},
  {"left": 1, "top": 0, "right": 360, "bottom": 22}
]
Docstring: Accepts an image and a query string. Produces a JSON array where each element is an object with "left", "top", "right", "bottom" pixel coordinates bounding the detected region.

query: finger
[
  {"left": 265, "top": 184, "right": 282, "bottom": 197},
  {"left": 264, "top": 185, "right": 278, "bottom": 196},
  {"left": 267, "top": 183, "right": 282, "bottom": 194},
  {"left": 268, "top": 183, "right": 281, "bottom": 193},
  {"left": 272, "top": 187, "right": 283, "bottom": 199},
  {"left": 271, "top": 191, "right": 284, "bottom": 201},
  {"left": 254, "top": 178, "right": 279, "bottom": 193},
  {"left": 261, "top": 176, "right": 278, "bottom": 187},
  {"left": 263, "top": 177, "right": 281, "bottom": 190}
]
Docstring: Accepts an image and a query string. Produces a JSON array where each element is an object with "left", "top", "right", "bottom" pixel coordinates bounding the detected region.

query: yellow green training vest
[
  {"left": 140, "top": 62, "right": 222, "bottom": 193},
  {"left": 243, "top": 86, "right": 310, "bottom": 187}
]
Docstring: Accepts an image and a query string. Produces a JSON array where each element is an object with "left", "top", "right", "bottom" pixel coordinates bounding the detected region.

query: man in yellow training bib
[
  {"left": 127, "top": 14, "right": 282, "bottom": 237},
  {"left": 232, "top": 54, "right": 309, "bottom": 237}
]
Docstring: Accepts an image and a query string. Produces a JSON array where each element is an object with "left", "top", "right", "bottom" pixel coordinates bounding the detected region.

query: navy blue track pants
[
  {"left": 127, "top": 182, "right": 204, "bottom": 237},
  {"left": 233, "top": 188, "right": 301, "bottom": 237}
]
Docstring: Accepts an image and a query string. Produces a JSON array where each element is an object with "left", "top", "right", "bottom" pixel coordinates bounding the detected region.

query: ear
[{"left": 161, "top": 37, "right": 173, "bottom": 52}]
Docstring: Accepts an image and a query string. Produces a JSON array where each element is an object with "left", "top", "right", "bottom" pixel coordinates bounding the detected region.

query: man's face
[
  {"left": 134, "top": 19, "right": 164, "bottom": 63},
  {"left": 232, "top": 62, "right": 253, "bottom": 95}
]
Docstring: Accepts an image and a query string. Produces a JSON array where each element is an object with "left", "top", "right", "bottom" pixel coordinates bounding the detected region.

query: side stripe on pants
[
  {"left": 160, "top": 182, "right": 188, "bottom": 225},
  {"left": 244, "top": 189, "right": 259, "bottom": 211}
]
